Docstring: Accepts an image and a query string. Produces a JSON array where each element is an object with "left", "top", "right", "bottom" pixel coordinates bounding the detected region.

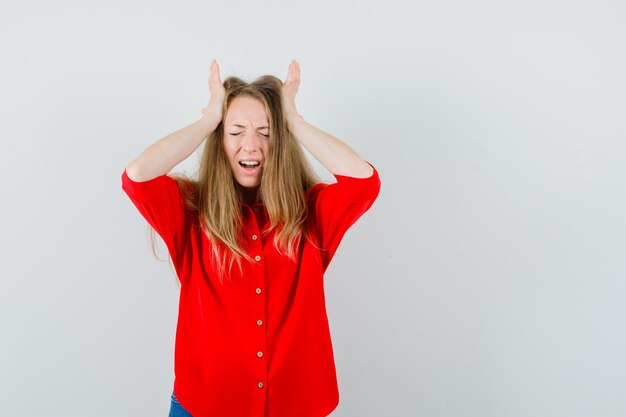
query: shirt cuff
[
  {"left": 121, "top": 168, "right": 175, "bottom": 203},
  {"left": 332, "top": 162, "right": 381, "bottom": 202}
]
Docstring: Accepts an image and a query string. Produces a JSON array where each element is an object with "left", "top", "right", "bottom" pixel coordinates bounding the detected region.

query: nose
[{"left": 240, "top": 130, "right": 260, "bottom": 152}]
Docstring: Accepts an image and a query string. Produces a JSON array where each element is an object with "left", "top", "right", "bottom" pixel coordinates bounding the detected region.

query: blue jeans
[{"left": 169, "top": 392, "right": 193, "bottom": 417}]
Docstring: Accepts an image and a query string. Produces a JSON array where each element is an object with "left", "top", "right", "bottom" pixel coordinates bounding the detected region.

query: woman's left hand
[
  {"left": 282, "top": 59, "right": 303, "bottom": 125},
  {"left": 280, "top": 59, "right": 373, "bottom": 177}
]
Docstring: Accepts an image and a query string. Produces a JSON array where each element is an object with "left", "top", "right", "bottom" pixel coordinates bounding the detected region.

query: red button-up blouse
[{"left": 121, "top": 164, "right": 380, "bottom": 417}]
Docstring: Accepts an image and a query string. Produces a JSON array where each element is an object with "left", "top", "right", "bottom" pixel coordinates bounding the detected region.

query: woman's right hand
[{"left": 200, "top": 59, "right": 226, "bottom": 123}]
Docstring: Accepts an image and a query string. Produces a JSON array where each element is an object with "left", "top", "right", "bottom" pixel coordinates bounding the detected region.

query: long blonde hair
[{"left": 150, "top": 74, "right": 319, "bottom": 280}]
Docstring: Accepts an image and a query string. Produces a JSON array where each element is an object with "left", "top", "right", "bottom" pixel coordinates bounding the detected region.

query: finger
[
  {"left": 209, "top": 60, "right": 216, "bottom": 84},
  {"left": 286, "top": 59, "right": 300, "bottom": 85},
  {"left": 210, "top": 59, "right": 217, "bottom": 79},
  {"left": 285, "top": 61, "right": 293, "bottom": 83},
  {"left": 214, "top": 60, "right": 222, "bottom": 83},
  {"left": 209, "top": 59, "right": 222, "bottom": 86}
]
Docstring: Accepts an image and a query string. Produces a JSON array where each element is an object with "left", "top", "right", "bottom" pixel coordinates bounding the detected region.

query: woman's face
[{"left": 222, "top": 96, "right": 270, "bottom": 190}]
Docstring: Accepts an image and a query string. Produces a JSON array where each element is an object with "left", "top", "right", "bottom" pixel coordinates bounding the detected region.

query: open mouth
[{"left": 239, "top": 160, "right": 261, "bottom": 171}]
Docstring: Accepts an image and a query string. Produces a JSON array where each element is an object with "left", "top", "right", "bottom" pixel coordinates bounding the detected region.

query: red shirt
[{"left": 121, "top": 164, "right": 380, "bottom": 417}]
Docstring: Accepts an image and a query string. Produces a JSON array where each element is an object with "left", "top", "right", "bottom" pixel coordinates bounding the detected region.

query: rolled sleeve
[
  {"left": 331, "top": 163, "right": 381, "bottom": 202},
  {"left": 311, "top": 163, "right": 381, "bottom": 271},
  {"left": 121, "top": 168, "right": 187, "bottom": 268}
]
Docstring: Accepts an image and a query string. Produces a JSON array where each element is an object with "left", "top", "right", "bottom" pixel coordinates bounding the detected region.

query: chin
[{"left": 235, "top": 178, "right": 261, "bottom": 189}]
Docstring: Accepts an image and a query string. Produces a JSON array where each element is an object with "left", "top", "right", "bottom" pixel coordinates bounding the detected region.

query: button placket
[
  {"left": 254, "top": 285, "right": 267, "bottom": 380},
  {"left": 241, "top": 204, "right": 268, "bottom": 408},
  {"left": 246, "top": 206, "right": 268, "bottom": 394}
]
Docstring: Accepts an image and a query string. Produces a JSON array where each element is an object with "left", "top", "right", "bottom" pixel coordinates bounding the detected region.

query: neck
[{"left": 240, "top": 185, "right": 260, "bottom": 206}]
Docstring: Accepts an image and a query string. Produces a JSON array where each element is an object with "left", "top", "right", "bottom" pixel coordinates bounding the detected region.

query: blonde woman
[{"left": 122, "top": 59, "right": 380, "bottom": 417}]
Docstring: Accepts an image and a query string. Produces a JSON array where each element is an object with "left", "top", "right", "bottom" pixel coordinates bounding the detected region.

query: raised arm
[
  {"left": 281, "top": 60, "right": 374, "bottom": 179},
  {"left": 125, "top": 59, "right": 226, "bottom": 182}
]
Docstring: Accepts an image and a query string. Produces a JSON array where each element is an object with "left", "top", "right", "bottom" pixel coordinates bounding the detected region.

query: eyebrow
[{"left": 230, "top": 124, "right": 269, "bottom": 129}]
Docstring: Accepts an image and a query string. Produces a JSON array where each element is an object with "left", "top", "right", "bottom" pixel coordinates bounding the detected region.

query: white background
[{"left": 1, "top": 0, "right": 625, "bottom": 416}]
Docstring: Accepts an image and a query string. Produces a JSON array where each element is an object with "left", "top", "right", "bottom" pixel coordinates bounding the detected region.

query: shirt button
[
  {"left": 255, "top": 288, "right": 262, "bottom": 294},
  {"left": 252, "top": 234, "right": 258, "bottom": 241},
  {"left": 254, "top": 255, "right": 261, "bottom": 262},
  {"left": 257, "top": 382, "right": 264, "bottom": 389},
  {"left": 254, "top": 207, "right": 260, "bottom": 213},
  {"left": 256, "top": 319, "right": 263, "bottom": 326},
  {"left": 257, "top": 351, "right": 264, "bottom": 358}
]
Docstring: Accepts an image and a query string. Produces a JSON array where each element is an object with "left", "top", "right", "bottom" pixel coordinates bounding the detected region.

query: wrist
[
  {"left": 286, "top": 113, "right": 305, "bottom": 131},
  {"left": 198, "top": 113, "right": 221, "bottom": 132}
]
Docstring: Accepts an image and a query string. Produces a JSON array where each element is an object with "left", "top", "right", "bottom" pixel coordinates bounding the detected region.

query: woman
[{"left": 122, "top": 59, "right": 380, "bottom": 417}]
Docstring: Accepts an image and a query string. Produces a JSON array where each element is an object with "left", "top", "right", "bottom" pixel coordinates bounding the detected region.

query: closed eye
[{"left": 228, "top": 131, "right": 268, "bottom": 137}]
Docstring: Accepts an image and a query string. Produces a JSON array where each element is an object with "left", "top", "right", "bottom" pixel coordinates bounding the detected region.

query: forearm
[
  {"left": 288, "top": 116, "right": 373, "bottom": 178},
  {"left": 126, "top": 115, "right": 220, "bottom": 182}
]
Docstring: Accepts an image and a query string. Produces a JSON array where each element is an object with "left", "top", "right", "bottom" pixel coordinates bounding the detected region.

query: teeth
[{"left": 240, "top": 160, "right": 260, "bottom": 167}]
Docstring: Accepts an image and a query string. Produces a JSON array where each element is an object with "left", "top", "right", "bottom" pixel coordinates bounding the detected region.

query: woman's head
[
  {"left": 220, "top": 76, "right": 283, "bottom": 197},
  {"left": 180, "top": 74, "right": 318, "bottom": 278},
  {"left": 222, "top": 95, "right": 269, "bottom": 193}
]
